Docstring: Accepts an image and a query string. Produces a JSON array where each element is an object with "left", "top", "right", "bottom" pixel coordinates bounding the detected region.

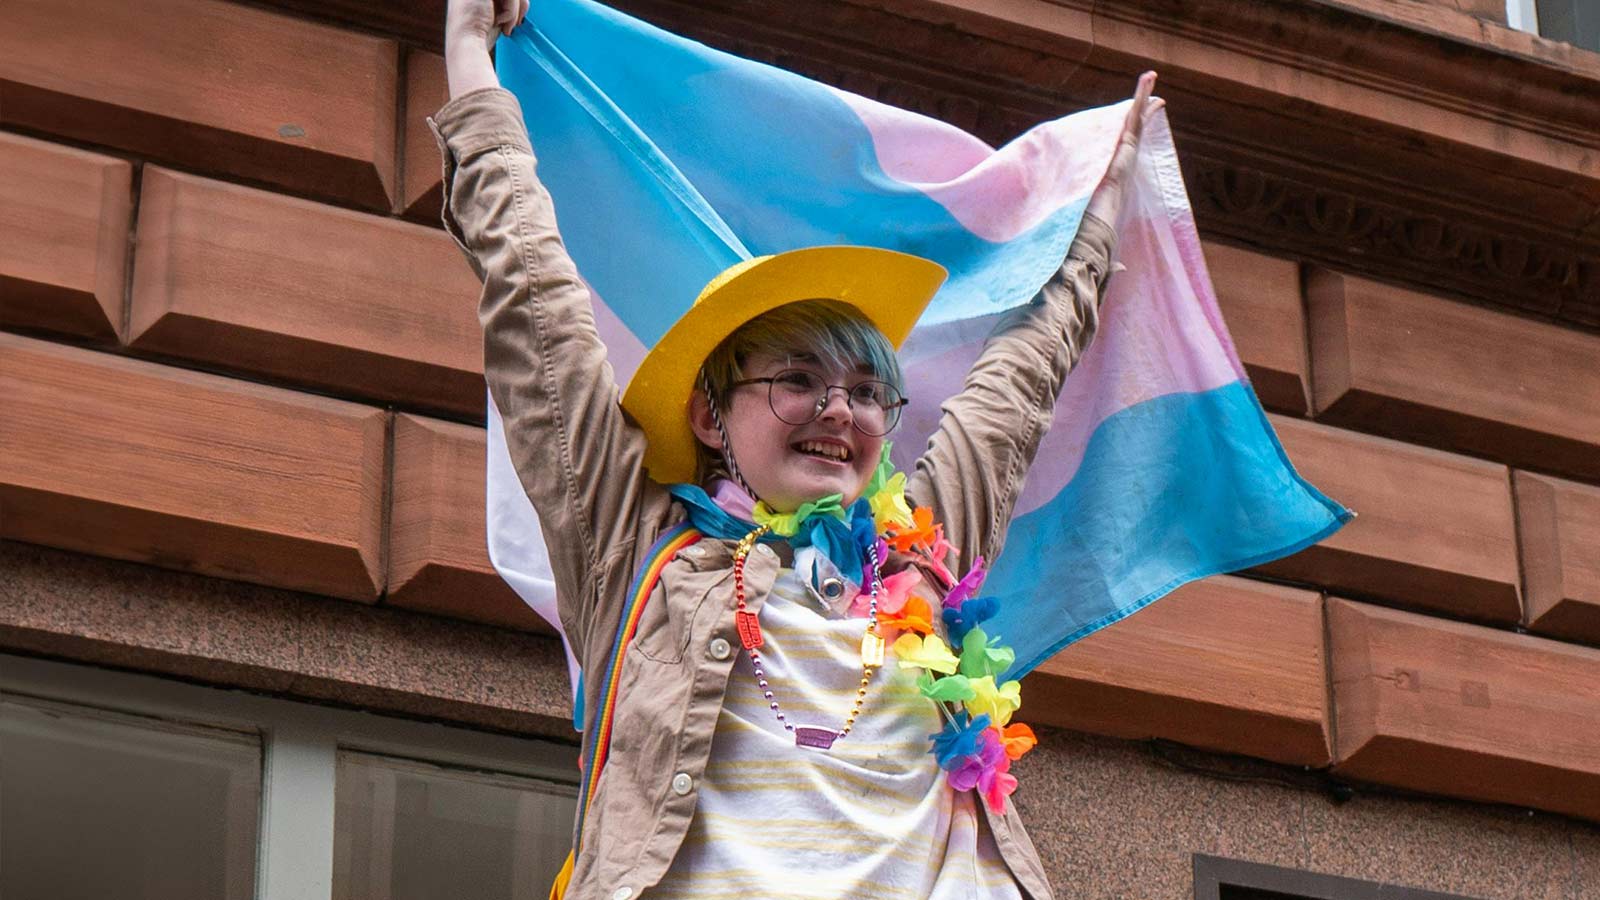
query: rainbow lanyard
[{"left": 572, "top": 521, "right": 702, "bottom": 848}]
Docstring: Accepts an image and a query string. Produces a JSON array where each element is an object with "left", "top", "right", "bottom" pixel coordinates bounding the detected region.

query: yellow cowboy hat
[{"left": 621, "top": 245, "right": 948, "bottom": 483}]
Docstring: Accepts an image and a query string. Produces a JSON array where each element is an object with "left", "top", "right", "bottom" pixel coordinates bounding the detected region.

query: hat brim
[{"left": 621, "top": 246, "right": 948, "bottom": 484}]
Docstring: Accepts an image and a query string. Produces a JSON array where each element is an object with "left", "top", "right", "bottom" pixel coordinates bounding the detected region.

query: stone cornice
[
  {"left": 261, "top": 0, "right": 1600, "bottom": 328},
  {"left": 1185, "top": 155, "right": 1596, "bottom": 325},
  {"left": 1077, "top": 0, "right": 1597, "bottom": 157}
]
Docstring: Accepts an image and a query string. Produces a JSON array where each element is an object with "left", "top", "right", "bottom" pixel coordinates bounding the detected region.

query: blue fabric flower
[
  {"left": 943, "top": 595, "right": 1000, "bottom": 643},
  {"left": 666, "top": 483, "right": 778, "bottom": 542},
  {"left": 788, "top": 497, "right": 876, "bottom": 583},
  {"left": 669, "top": 485, "right": 879, "bottom": 582},
  {"left": 930, "top": 711, "right": 992, "bottom": 771}
]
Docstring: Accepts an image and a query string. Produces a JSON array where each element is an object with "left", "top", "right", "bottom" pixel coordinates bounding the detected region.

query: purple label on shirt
[{"left": 794, "top": 727, "right": 839, "bottom": 751}]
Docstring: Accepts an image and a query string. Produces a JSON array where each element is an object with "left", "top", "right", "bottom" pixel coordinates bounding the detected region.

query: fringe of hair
[{"left": 693, "top": 299, "right": 902, "bottom": 484}]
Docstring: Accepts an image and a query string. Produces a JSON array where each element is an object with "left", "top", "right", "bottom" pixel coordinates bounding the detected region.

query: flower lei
[{"left": 747, "top": 444, "right": 1037, "bottom": 813}]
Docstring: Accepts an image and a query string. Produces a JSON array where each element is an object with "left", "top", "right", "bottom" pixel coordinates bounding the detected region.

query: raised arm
[
  {"left": 907, "top": 73, "right": 1161, "bottom": 571},
  {"left": 444, "top": 0, "right": 526, "bottom": 98},
  {"left": 433, "top": 0, "right": 664, "bottom": 649}
]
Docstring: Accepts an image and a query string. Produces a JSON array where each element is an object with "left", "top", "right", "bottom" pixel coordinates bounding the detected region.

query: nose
[{"left": 815, "top": 386, "right": 854, "bottom": 424}]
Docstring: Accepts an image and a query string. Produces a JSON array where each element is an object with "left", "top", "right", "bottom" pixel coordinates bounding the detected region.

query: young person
[{"left": 437, "top": 1, "right": 1159, "bottom": 896}]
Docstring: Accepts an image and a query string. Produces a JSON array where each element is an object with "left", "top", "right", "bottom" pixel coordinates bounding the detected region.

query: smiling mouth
[{"left": 793, "top": 440, "right": 852, "bottom": 462}]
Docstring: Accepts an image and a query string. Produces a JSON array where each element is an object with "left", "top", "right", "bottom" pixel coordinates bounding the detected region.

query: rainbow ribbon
[{"left": 572, "top": 521, "right": 702, "bottom": 847}]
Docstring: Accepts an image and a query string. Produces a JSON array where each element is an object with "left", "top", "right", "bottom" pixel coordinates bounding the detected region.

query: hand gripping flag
[{"left": 483, "top": 0, "right": 1352, "bottom": 712}]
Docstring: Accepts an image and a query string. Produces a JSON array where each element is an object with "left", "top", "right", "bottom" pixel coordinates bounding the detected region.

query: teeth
[{"left": 797, "top": 440, "right": 850, "bottom": 461}]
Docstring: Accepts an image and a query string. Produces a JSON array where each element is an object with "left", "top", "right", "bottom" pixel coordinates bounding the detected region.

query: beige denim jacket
[{"left": 432, "top": 87, "right": 1117, "bottom": 900}]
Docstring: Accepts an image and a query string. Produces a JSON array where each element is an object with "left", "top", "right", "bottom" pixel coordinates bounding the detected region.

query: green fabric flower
[
  {"left": 918, "top": 671, "right": 976, "bottom": 702},
  {"left": 957, "top": 627, "right": 1015, "bottom": 679}
]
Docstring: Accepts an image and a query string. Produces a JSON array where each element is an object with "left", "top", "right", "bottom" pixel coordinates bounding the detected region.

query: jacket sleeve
[
  {"left": 429, "top": 87, "right": 664, "bottom": 653},
  {"left": 905, "top": 212, "right": 1117, "bottom": 572}
]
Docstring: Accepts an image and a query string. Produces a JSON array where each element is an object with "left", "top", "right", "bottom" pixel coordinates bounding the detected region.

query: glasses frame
[{"left": 729, "top": 368, "right": 909, "bottom": 436}]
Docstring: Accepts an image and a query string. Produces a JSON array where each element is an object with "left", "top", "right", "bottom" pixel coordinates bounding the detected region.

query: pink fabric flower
[
  {"left": 878, "top": 568, "right": 923, "bottom": 614},
  {"left": 852, "top": 566, "right": 922, "bottom": 618},
  {"left": 923, "top": 530, "right": 957, "bottom": 587},
  {"left": 980, "top": 767, "right": 1019, "bottom": 813},
  {"left": 709, "top": 478, "right": 757, "bottom": 521}
]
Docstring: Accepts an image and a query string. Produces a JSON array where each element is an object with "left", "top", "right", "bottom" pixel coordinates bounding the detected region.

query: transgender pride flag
[{"left": 484, "top": 0, "right": 1350, "bottom": 695}]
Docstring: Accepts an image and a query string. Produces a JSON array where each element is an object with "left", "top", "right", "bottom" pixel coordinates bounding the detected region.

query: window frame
[
  {"left": 0, "top": 652, "right": 578, "bottom": 900},
  {"left": 1193, "top": 854, "right": 1478, "bottom": 900},
  {"left": 1505, "top": 0, "right": 1540, "bottom": 32}
]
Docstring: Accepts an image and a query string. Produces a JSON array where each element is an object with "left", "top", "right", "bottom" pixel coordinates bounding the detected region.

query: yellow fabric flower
[
  {"left": 752, "top": 494, "right": 843, "bottom": 537},
  {"left": 891, "top": 633, "right": 960, "bottom": 674},
  {"left": 965, "top": 676, "right": 1022, "bottom": 727},
  {"left": 861, "top": 442, "right": 912, "bottom": 532},
  {"left": 869, "top": 471, "right": 914, "bottom": 532}
]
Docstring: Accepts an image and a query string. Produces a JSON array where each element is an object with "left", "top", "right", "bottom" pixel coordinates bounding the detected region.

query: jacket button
[
  {"left": 611, "top": 888, "right": 634, "bottom": 900},
  {"left": 671, "top": 772, "right": 693, "bottom": 795},
  {"left": 684, "top": 545, "right": 705, "bottom": 558},
  {"left": 756, "top": 544, "right": 775, "bottom": 559},
  {"left": 708, "top": 637, "right": 733, "bottom": 661}
]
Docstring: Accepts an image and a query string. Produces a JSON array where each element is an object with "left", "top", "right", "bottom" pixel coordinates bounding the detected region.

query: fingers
[
  {"left": 1121, "top": 71, "right": 1158, "bottom": 145},
  {"left": 1132, "top": 71, "right": 1156, "bottom": 110},
  {"left": 493, "top": 0, "right": 525, "bottom": 35}
]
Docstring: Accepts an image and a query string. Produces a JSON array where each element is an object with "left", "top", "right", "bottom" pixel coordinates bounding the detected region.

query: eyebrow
[{"left": 783, "top": 352, "right": 876, "bottom": 376}]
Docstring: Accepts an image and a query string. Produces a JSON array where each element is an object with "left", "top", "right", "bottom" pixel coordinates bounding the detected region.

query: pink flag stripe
[
  {"left": 831, "top": 88, "right": 1128, "bottom": 243},
  {"left": 893, "top": 114, "right": 1245, "bottom": 516}
]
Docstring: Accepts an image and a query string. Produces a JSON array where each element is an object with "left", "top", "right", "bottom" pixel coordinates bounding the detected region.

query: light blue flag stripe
[{"left": 484, "top": 0, "right": 1351, "bottom": 693}]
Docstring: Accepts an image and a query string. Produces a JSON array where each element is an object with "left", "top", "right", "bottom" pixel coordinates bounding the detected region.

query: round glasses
[{"left": 730, "top": 369, "right": 908, "bottom": 436}]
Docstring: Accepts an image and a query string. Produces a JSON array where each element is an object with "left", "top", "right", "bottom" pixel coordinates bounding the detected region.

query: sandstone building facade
[{"left": 2, "top": 0, "right": 1598, "bottom": 897}]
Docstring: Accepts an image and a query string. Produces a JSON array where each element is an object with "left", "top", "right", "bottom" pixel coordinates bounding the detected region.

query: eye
[
  {"left": 851, "top": 381, "right": 898, "bottom": 409},
  {"left": 772, "top": 369, "right": 822, "bottom": 393}
]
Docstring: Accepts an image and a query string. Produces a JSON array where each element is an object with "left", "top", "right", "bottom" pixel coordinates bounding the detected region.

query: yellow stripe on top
[{"left": 649, "top": 553, "right": 1024, "bottom": 899}]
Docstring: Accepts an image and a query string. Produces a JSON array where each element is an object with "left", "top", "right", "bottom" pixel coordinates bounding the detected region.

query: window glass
[
  {"left": 334, "top": 750, "right": 578, "bottom": 900},
  {"left": 1535, "top": 0, "right": 1600, "bottom": 51},
  {"left": 0, "top": 695, "right": 260, "bottom": 900}
]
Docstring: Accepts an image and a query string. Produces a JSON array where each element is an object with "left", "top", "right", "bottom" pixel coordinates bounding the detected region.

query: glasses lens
[
  {"left": 767, "top": 370, "right": 826, "bottom": 425},
  {"left": 850, "top": 381, "right": 901, "bottom": 436},
  {"left": 764, "top": 370, "right": 903, "bottom": 434}
]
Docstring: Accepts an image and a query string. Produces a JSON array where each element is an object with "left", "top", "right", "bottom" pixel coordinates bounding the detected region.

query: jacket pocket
[{"left": 628, "top": 561, "right": 727, "bottom": 664}]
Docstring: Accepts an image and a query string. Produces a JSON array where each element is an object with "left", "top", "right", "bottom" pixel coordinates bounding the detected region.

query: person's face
[{"left": 690, "top": 351, "right": 888, "bottom": 512}]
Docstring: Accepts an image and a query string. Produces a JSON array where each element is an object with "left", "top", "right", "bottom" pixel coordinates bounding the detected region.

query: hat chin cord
[{"left": 700, "top": 371, "right": 763, "bottom": 505}]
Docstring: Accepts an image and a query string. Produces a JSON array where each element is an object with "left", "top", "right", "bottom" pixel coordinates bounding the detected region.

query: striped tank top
[{"left": 650, "top": 551, "right": 1024, "bottom": 899}]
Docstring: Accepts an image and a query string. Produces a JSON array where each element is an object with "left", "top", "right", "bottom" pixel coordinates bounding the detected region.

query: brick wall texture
[{"left": 3, "top": 0, "right": 1598, "bottom": 896}]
